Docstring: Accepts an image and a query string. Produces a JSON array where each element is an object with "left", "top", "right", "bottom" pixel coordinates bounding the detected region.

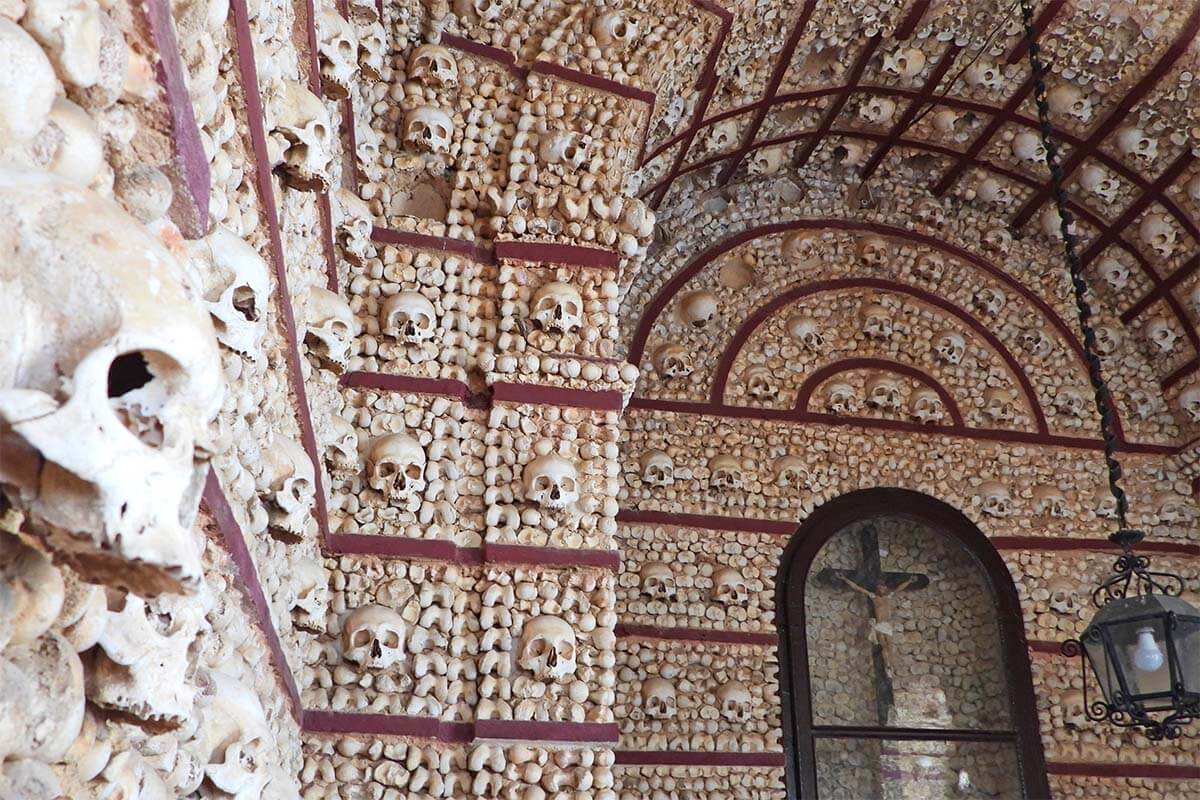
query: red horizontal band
[
  {"left": 1046, "top": 761, "right": 1200, "bottom": 780},
  {"left": 616, "top": 624, "right": 777, "bottom": 646},
  {"left": 492, "top": 381, "right": 624, "bottom": 411},
  {"left": 616, "top": 509, "right": 797, "bottom": 535},
  {"left": 324, "top": 533, "right": 620, "bottom": 569},
  {"left": 614, "top": 751, "right": 786, "bottom": 767}
]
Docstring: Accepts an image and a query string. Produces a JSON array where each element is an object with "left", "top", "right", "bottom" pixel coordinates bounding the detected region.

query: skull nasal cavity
[{"left": 108, "top": 351, "right": 154, "bottom": 397}]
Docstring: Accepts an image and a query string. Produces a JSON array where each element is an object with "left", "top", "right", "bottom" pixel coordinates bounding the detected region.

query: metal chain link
[{"left": 1018, "top": 0, "right": 1132, "bottom": 534}]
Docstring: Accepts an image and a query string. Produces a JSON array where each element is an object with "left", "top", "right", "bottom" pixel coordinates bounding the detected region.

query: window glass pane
[
  {"left": 814, "top": 737, "right": 1022, "bottom": 799},
  {"left": 804, "top": 516, "right": 1012, "bottom": 729}
]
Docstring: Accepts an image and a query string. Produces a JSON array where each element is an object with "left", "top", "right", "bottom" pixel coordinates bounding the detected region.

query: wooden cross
[{"left": 815, "top": 523, "right": 929, "bottom": 724}]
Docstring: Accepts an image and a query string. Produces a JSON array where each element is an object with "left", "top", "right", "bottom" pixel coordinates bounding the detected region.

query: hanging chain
[{"left": 1018, "top": 0, "right": 1132, "bottom": 535}]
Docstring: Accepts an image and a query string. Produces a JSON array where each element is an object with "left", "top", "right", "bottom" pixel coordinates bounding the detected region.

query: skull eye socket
[
  {"left": 107, "top": 350, "right": 183, "bottom": 448},
  {"left": 405, "top": 463, "right": 423, "bottom": 480},
  {"left": 232, "top": 285, "right": 259, "bottom": 322},
  {"left": 352, "top": 629, "right": 372, "bottom": 648},
  {"left": 381, "top": 630, "right": 400, "bottom": 649},
  {"left": 533, "top": 476, "right": 550, "bottom": 492}
]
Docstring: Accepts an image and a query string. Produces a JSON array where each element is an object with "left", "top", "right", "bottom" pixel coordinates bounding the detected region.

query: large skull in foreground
[{"left": 0, "top": 168, "right": 223, "bottom": 594}]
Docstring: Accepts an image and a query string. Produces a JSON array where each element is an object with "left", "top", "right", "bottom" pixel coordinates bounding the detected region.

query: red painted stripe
[
  {"left": 792, "top": 357, "right": 966, "bottom": 428},
  {"left": 371, "top": 225, "right": 489, "bottom": 260},
  {"left": 302, "top": 710, "right": 474, "bottom": 741},
  {"left": 341, "top": 371, "right": 470, "bottom": 398},
  {"left": 931, "top": 75, "right": 1036, "bottom": 197},
  {"left": 991, "top": 536, "right": 1200, "bottom": 556},
  {"left": 1046, "top": 762, "right": 1200, "bottom": 780},
  {"left": 794, "top": 37, "right": 881, "bottom": 168},
  {"left": 1164, "top": 357, "right": 1200, "bottom": 390},
  {"left": 493, "top": 239, "right": 619, "bottom": 269},
  {"left": 475, "top": 720, "right": 621, "bottom": 743},
  {"left": 616, "top": 508, "right": 797, "bottom": 535},
  {"left": 202, "top": 471, "right": 302, "bottom": 721},
  {"left": 1006, "top": 0, "right": 1066, "bottom": 64},
  {"left": 324, "top": 533, "right": 621, "bottom": 569},
  {"left": 492, "top": 381, "right": 624, "bottom": 411},
  {"left": 893, "top": 0, "right": 933, "bottom": 39},
  {"left": 1027, "top": 639, "right": 1064, "bottom": 654},
  {"left": 616, "top": 624, "right": 777, "bottom": 646},
  {"left": 439, "top": 32, "right": 516, "bottom": 67},
  {"left": 614, "top": 751, "right": 786, "bottom": 767},
  {"left": 529, "top": 60, "right": 656, "bottom": 106},
  {"left": 485, "top": 544, "right": 621, "bottom": 570},
  {"left": 319, "top": 192, "right": 339, "bottom": 292},
  {"left": 1123, "top": 253, "right": 1200, "bottom": 322}
]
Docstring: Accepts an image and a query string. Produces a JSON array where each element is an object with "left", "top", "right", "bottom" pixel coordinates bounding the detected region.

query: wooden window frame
[{"left": 776, "top": 487, "right": 1051, "bottom": 799}]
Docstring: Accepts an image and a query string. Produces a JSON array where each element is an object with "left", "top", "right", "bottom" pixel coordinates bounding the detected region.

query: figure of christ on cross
[{"left": 815, "top": 523, "right": 929, "bottom": 724}]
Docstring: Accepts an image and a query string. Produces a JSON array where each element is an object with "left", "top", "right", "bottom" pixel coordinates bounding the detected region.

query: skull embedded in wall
[
  {"left": 324, "top": 414, "right": 360, "bottom": 482},
  {"left": 1077, "top": 164, "right": 1119, "bottom": 203},
  {"left": 539, "top": 130, "right": 588, "bottom": 169},
  {"left": 972, "top": 287, "right": 1006, "bottom": 317},
  {"left": 934, "top": 331, "right": 966, "bottom": 365},
  {"left": 1093, "top": 490, "right": 1118, "bottom": 520},
  {"left": 717, "top": 681, "right": 753, "bottom": 723},
  {"left": 523, "top": 452, "right": 579, "bottom": 509},
  {"left": 908, "top": 388, "right": 945, "bottom": 424},
  {"left": 677, "top": 290, "right": 719, "bottom": 328},
  {"left": 773, "top": 455, "right": 810, "bottom": 489},
  {"left": 1116, "top": 126, "right": 1158, "bottom": 166},
  {"left": 965, "top": 60, "right": 1004, "bottom": 91},
  {"left": 381, "top": 291, "right": 438, "bottom": 344},
  {"left": 1053, "top": 388, "right": 1087, "bottom": 419},
  {"left": 408, "top": 44, "right": 458, "bottom": 88},
  {"left": 366, "top": 434, "right": 427, "bottom": 505},
  {"left": 357, "top": 21, "right": 386, "bottom": 80},
  {"left": 825, "top": 382, "right": 858, "bottom": 415},
  {"left": 341, "top": 604, "right": 406, "bottom": 670},
  {"left": 332, "top": 188, "right": 373, "bottom": 266},
  {"left": 745, "top": 366, "right": 778, "bottom": 402},
  {"left": 1093, "top": 324, "right": 1122, "bottom": 356},
  {"left": 530, "top": 282, "right": 584, "bottom": 335},
  {"left": 786, "top": 314, "right": 824, "bottom": 351},
  {"left": 1039, "top": 205, "right": 1073, "bottom": 240},
  {"left": 1139, "top": 214, "right": 1177, "bottom": 257},
  {"left": 272, "top": 81, "right": 334, "bottom": 191},
  {"left": 1032, "top": 485, "right": 1069, "bottom": 518},
  {"left": 260, "top": 434, "right": 316, "bottom": 539},
  {"left": 517, "top": 615, "right": 577, "bottom": 682},
  {"left": 640, "top": 562, "right": 677, "bottom": 601},
  {"left": 304, "top": 287, "right": 360, "bottom": 373},
  {"left": 1047, "top": 84, "right": 1092, "bottom": 122},
  {"left": 831, "top": 140, "right": 865, "bottom": 168},
  {"left": 592, "top": 10, "right": 638, "bottom": 48},
  {"left": 711, "top": 566, "right": 748, "bottom": 606},
  {"left": 975, "top": 481, "right": 1013, "bottom": 518},
  {"left": 781, "top": 231, "right": 819, "bottom": 264},
  {"left": 1153, "top": 491, "right": 1191, "bottom": 525},
  {"left": 639, "top": 450, "right": 675, "bottom": 488},
  {"left": 981, "top": 388, "right": 1018, "bottom": 423},
  {"left": 317, "top": 9, "right": 358, "bottom": 99},
  {"left": 1130, "top": 389, "right": 1163, "bottom": 420},
  {"left": 1060, "top": 689, "right": 1087, "bottom": 729},
  {"left": 708, "top": 454, "right": 744, "bottom": 492},
  {"left": 652, "top": 343, "right": 693, "bottom": 381},
  {"left": 1011, "top": 131, "right": 1046, "bottom": 164},
  {"left": 289, "top": 555, "right": 329, "bottom": 633},
  {"left": 707, "top": 119, "right": 739, "bottom": 151},
  {"left": 193, "top": 226, "right": 271, "bottom": 360},
  {"left": 404, "top": 106, "right": 454, "bottom": 155},
  {"left": 455, "top": 0, "right": 505, "bottom": 25},
  {"left": 641, "top": 677, "right": 677, "bottom": 719},
  {"left": 915, "top": 199, "right": 947, "bottom": 229},
  {"left": 913, "top": 252, "right": 946, "bottom": 282},
  {"left": 974, "top": 177, "right": 1013, "bottom": 207},
  {"left": 859, "top": 96, "right": 896, "bottom": 125},
  {"left": 1021, "top": 326, "right": 1053, "bottom": 358},
  {"left": 1178, "top": 385, "right": 1200, "bottom": 423},
  {"left": 1046, "top": 577, "right": 1082, "bottom": 616},
  {"left": 883, "top": 47, "right": 926, "bottom": 79},
  {"left": 1097, "top": 257, "right": 1130, "bottom": 291},
  {"left": 1145, "top": 316, "right": 1179, "bottom": 354},
  {"left": 748, "top": 146, "right": 784, "bottom": 176},
  {"left": 865, "top": 375, "right": 902, "bottom": 413},
  {"left": 982, "top": 227, "right": 1012, "bottom": 255},
  {"left": 195, "top": 672, "right": 274, "bottom": 798},
  {"left": 856, "top": 236, "right": 891, "bottom": 267},
  {"left": 0, "top": 169, "right": 222, "bottom": 594},
  {"left": 860, "top": 303, "right": 893, "bottom": 339}
]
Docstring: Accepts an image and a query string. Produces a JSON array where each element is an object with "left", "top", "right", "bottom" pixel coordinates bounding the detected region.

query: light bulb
[{"left": 1132, "top": 627, "right": 1165, "bottom": 673}]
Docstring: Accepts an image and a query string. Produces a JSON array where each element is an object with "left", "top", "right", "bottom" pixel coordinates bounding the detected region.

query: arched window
[{"left": 777, "top": 489, "right": 1049, "bottom": 799}]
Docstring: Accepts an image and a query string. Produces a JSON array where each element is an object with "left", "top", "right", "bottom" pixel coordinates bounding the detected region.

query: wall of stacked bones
[{"left": 0, "top": 0, "right": 1198, "bottom": 798}]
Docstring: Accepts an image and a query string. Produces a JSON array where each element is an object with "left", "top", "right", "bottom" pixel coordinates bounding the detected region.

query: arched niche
[{"left": 776, "top": 488, "right": 1050, "bottom": 799}]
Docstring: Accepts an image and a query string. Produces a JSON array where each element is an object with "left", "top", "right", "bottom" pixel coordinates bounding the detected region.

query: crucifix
[{"left": 815, "top": 523, "right": 929, "bottom": 724}]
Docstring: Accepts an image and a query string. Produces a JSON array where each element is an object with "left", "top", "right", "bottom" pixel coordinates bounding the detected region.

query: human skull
[
  {"left": 781, "top": 231, "right": 819, "bottom": 264},
  {"left": 746, "top": 366, "right": 778, "bottom": 402},
  {"left": 711, "top": 566, "right": 748, "bottom": 606},
  {"left": 90, "top": 592, "right": 204, "bottom": 724},
  {"left": 856, "top": 236, "right": 891, "bottom": 267},
  {"left": 865, "top": 375, "right": 902, "bottom": 412},
  {"left": 975, "top": 481, "right": 1013, "bottom": 517},
  {"left": 1047, "top": 85, "right": 1092, "bottom": 122},
  {"left": 1093, "top": 490, "right": 1118, "bottom": 520},
  {"left": 1116, "top": 126, "right": 1158, "bottom": 166},
  {"left": 640, "top": 562, "right": 677, "bottom": 601},
  {"left": 1094, "top": 324, "right": 1122, "bottom": 356},
  {"left": 883, "top": 47, "right": 926, "bottom": 79},
  {"left": 1020, "top": 326, "right": 1053, "bottom": 359},
  {"left": 861, "top": 303, "right": 893, "bottom": 339},
  {"left": 982, "top": 227, "right": 1012, "bottom": 255},
  {"left": 831, "top": 140, "right": 865, "bottom": 167},
  {"left": 708, "top": 454, "right": 744, "bottom": 492},
  {"left": 191, "top": 226, "right": 270, "bottom": 360},
  {"left": 357, "top": 21, "right": 386, "bottom": 80},
  {"left": 1145, "top": 317, "right": 1179, "bottom": 354},
  {"left": 455, "top": 0, "right": 505, "bottom": 24},
  {"left": 748, "top": 146, "right": 784, "bottom": 176},
  {"left": 381, "top": 291, "right": 437, "bottom": 343},
  {"left": 975, "top": 177, "right": 1013, "bottom": 207},
  {"left": 272, "top": 81, "right": 333, "bottom": 191},
  {"left": 678, "top": 290, "right": 719, "bottom": 328},
  {"left": 1097, "top": 257, "right": 1130, "bottom": 291},
  {"left": 1060, "top": 689, "right": 1087, "bottom": 729},
  {"left": 1154, "top": 491, "right": 1191, "bottom": 525},
  {"left": 304, "top": 287, "right": 359, "bottom": 372},
  {"left": 518, "top": 615, "right": 576, "bottom": 682},
  {"left": 982, "top": 388, "right": 1018, "bottom": 423},
  {"left": 404, "top": 106, "right": 454, "bottom": 155},
  {"left": 366, "top": 434, "right": 426, "bottom": 504},
  {"left": 1053, "top": 388, "right": 1087, "bottom": 419},
  {"left": 773, "top": 455, "right": 810, "bottom": 488},
  {"left": 915, "top": 199, "right": 947, "bottom": 229},
  {"left": 332, "top": 188, "right": 373, "bottom": 265},
  {"left": 1033, "top": 485, "right": 1069, "bottom": 518},
  {"left": 641, "top": 677, "right": 677, "bottom": 719},
  {"left": 787, "top": 314, "right": 824, "bottom": 350},
  {"left": 260, "top": 434, "right": 316, "bottom": 539},
  {"left": 341, "top": 604, "right": 406, "bottom": 670},
  {"left": 317, "top": 9, "right": 358, "bottom": 99},
  {"left": 972, "top": 286, "right": 1006, "bottom": 316},
  {"left": 408, "top": 44, "right": 458, "bottom": 88},
  {"left": 195, "top": 672, "right": 274, "bottom": 797},
  {"left": 934, "top": 331, "right": 966, "bottom": 364},
  {"left": 860, "top": 96, "right": 897, "bottom": 125},
  {"left": 707, "top": 119, "right": 738, "bottom": 151},
  {"left": 965, "top": 60, "right": 1004, "bottom": 90},
  {"left": 913, "top": 252, "right": 946, "bottom": 282},
  {"left": 289, "top": 556, "right": 329, "bottom": 633},
  {"left": 523, "top": 452, "right": 579, "bottom": 509},
  {"left": 826, "top": 382, "right": 858, "bottom": 415},
  {"left": 1011, "top": 131, "right": 1046, "bottom": 164},
  {"left": 0, "top": 169, "right": 222, "bottom": 594},
  {"left": 931, "top": 109, "right": 961, "bottom": 135},
  {"left": 539, "top": 130, "right": 588, "bottom": 169},
  {"left": 1077, "top": 164, "right": 1119, "bottom": 203},
  {"left": 1130, "top": 389, "right": 1164, "bottom": 420},
  {"left": 908, "top": 388, "right": 945, "bottom": 424},
  {"left": 324, "top": 413, "right": 359, "bottom": 482},
  {"left": 592, "top": 10, "right": 638, "bottom": 48},
  {"left": 1179, "top": 385, "right": 1200, "bottom": 423},
  {"left": 530, "top": 282, "right": 584, "bottom": 335},
  {"left": 717, "top": 681, "right": 752, "bottom": 723},
  {"left": 1140, "top": 214, "right": 1177, "bottom": 257},
  {"left": 652, "top": 343, "right": 693, "bottom": 381},
  {"left": 640, "top": 449, "right": 675, "bottom": 487},
  {"left": 1046, "top": 577, "right": 1081, "bottom": 616}
]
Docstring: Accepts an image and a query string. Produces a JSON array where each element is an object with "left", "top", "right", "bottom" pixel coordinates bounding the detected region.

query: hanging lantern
[{"left": 1013, "top": 0, "right": 1200, "bottom": 739}]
